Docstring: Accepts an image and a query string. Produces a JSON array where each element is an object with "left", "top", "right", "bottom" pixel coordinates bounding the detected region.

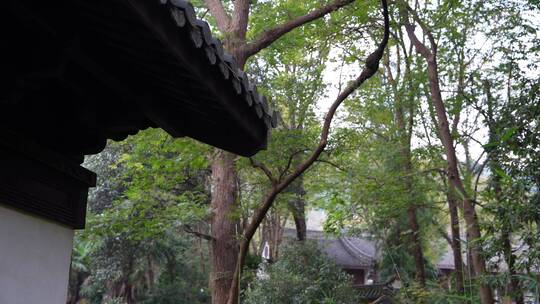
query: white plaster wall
[{"left": 0, "top": 205, "right": 74, "bottom": 304}]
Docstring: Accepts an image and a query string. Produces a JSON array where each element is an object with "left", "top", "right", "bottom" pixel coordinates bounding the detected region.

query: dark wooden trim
[{"left": 0, "top": 132, "right": 95, "bottom": 229}]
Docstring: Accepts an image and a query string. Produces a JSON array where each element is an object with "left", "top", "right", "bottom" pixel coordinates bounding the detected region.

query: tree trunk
[
  {"left": 402, "top": 9, "right": 494, "bottom": 300},
  {"left": 484, "top": 79, "right": 524, "bottom": 304},
  {"left": 502, "top": 230, "right": 524, "bottom": 304},
  {"left": 392, "top": 67, "right": 426, "bottom": 287},
  {"left": 69, "top": 272, "right": 84, "bottom": 304},
  {"left": 292, "top": 203, "right": 307, "bottom": 241},
  {"left": 447, "top": 182, "right": 465, "bottom": 294},
  {"left": 209, "top": 150, "right": 239, "bottom": 304},
  {"left": 208, "top": 16, "right": 248, "bottom": 303},
  {"left": 146, "top": 255, "right": 155, "bottom": 291},
  {"left": 166, "top": 252, "right": 177, "bottom": 282},
  {"left": 407, "top": 207, "right": 426, "bottom": 286},
  {"left": 287, "top": 177, "right": 307, "bottom": 241},
  {"left": 398, "top": 116, "right": 426, "bottom": 288},
  {"left": 466, "top": 230, "right": 476, "bottom": 278},
  {"left": 125, "top": 282, "right": 135, "bottom": 304},
  {"left": 260, "top": 210, "right": 286, "bottom": 260},
  {"left": 431, "top": 62, "right": 494, "bottom": 304},
  {"left": 202, "top": 1, "right": 376, "bottom": 303}
]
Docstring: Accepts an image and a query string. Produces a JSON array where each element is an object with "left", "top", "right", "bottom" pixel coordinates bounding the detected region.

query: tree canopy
[{"left": 69, "top": 0, "right": 540, "bottom": 303}]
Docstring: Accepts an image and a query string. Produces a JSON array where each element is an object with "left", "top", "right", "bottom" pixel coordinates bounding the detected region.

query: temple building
[
  {"left": 1, "top": 0, "right": 275, "bottom": 302},
  {"left": 282, "top": 228, "right": 456, "bottom": 303}
]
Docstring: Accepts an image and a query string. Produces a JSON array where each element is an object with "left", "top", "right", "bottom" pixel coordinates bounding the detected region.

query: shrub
[{"left": 243, "top": 240, "right": 359, "bottom": 304}]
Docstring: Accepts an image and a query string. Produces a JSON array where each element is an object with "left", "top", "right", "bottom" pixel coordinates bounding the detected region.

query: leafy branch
[{"left": 226, "top": 0, "right": 390, "bottom": 302}]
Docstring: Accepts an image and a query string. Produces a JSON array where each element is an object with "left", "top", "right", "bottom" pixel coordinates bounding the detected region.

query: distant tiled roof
[
  {"left": 356, "top": 283, "right": 396, "bottom": 301},
  {"left": 323, "top": 237, "right": 377, "bottom": 268},
  {"left": 283, "top": 229, "right": 377, "bottom": 268},
  {"left": 284, "top": 228, "right": 456, "bottom": 270}
]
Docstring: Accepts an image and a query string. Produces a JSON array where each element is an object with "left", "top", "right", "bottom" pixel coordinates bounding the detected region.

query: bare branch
[
  {"left": 200, "top": 8, "right": 210, "bottom": 19},
  {"left": 226, "top": 1, "right": 390, "bottom": 302},
  {"left": 183, "top": 225, "right": 215, "bottom": 241},
  {"left": 279, "top": 149, "right": 310, "bottom": 181},
  {"left": 244, "top": 0, "right": 356, "bottom": 58},
  {"left": 404, "top": 23, "right": 432, "bottom": 60},
  {"left": 405, "top": 4, "right": 437, "bottom": 54},
  {"left": 249, "top": 157, "right": 277, "bottom": 184},
  {"left": 203, "top": 0, "right": 232, "bottom": 33},
  {"left": 473, "top": 160, "right": 487, "bottom": 202},
  {"left": 315, "top": 159, "right": 347, "bottom": 171},
  {"left": 400, "top": 3, "right": 434, "bottom": 60}
]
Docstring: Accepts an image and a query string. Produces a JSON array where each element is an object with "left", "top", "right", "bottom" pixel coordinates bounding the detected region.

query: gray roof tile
[{"left": 162, "top": 0, "right": 275, "bottom": 128}]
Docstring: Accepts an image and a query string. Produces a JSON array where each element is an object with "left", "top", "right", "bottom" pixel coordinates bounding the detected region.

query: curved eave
[
  {"left": 124, "top": 0, "right": 278, "bottom": 156},
  {"left": 2, "top": 0, "right": 277, "bottom": 158}
]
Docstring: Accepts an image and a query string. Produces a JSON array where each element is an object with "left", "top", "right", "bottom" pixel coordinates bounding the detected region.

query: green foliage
[
  {"left": 401, "top": 283, "right": 481, "bottom": 304},
  {"left": 71, "top": 130, "right": 212, "bottom": 304},
  {"left": 141, "top": 282, "right": 209, "bottom": 304},
  {"left": 378, "top": 242, "right": 438, "bottom": 284},
  {"left": 243, "top": 241, "right": 359, "bottom": 304},
  {"left": 395, "top": 283, "right": 432, "bottom": 304},
  {"left": 85, "top": 129, "right": 210, "bottom": 241},
  {"left": 68, "top": 0, "right": 540, "bottom": 303}
]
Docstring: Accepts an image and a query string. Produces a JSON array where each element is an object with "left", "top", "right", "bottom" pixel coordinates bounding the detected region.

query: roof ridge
[{"left": 339, "top": 237, "right": 375, "bottom": 264}]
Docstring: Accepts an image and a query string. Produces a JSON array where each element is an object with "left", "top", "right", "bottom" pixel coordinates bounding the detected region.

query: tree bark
[
  {"left": 386, "top": 48, "right": 426, "bottom": 288},
  {"left": 483, "top": 79, "right": 524, "bottom": 304},
  {"left": 202, "top": 1, "right": 367, "bottom": 303},
  {"left": 287, "top": 177, "right": 307, "bottom": 241},
  {"left": 448, "top": 54, "right": 465, "bottom": 297},
  {"left": 291, "top": 202, "right": 307, "bottom": 241},
  {"left": 447, "top": 182, "right": 465, "bottom": 294},
  {"left": 206, "top": 5, "right": 250, "bottom": 303},
  {"left": 406, "top": 207, "right": 426, "bottom": 286},
  {"left": 203, "top": 0, "right": 231, "bottom": 33},
  {"left": 68, "top": 272, "right": 85, "bottom": 304},
  {"left": 225, "top": 6, "right": 390, "bottom": 302},
  {"left": 396, "top": 89, "right": 426, "bottom": 288},
  {"left": 502, "top": 230, "right": 524, "bottom": 304},
  {"left": 426, "top": 46, "right": 494, "bottom": 304},
  {"left": 146, "top": 255, "right": 155, "bottom": 291},
  {"left": 209, "top": 151, "right": 239, "bottom": 304},
  {"left": 400, "top": 3, "right": 494, "bottom": 303}
]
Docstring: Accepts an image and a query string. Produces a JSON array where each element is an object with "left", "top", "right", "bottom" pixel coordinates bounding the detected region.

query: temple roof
[
  {"left": 2, "top": 0, "right": 275, "bottom": 160},
  {"left": 319, "top": 235, "right": 377, "bottom": 269},
  {"left": 284, "top": 229, "right": 456, "bottom": 270},
  {"left": 284, "top": 229, "right": 377, "bottom": 268},
  {"left": 356, "top": 284, "right": 396, "bottom": 302}
]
